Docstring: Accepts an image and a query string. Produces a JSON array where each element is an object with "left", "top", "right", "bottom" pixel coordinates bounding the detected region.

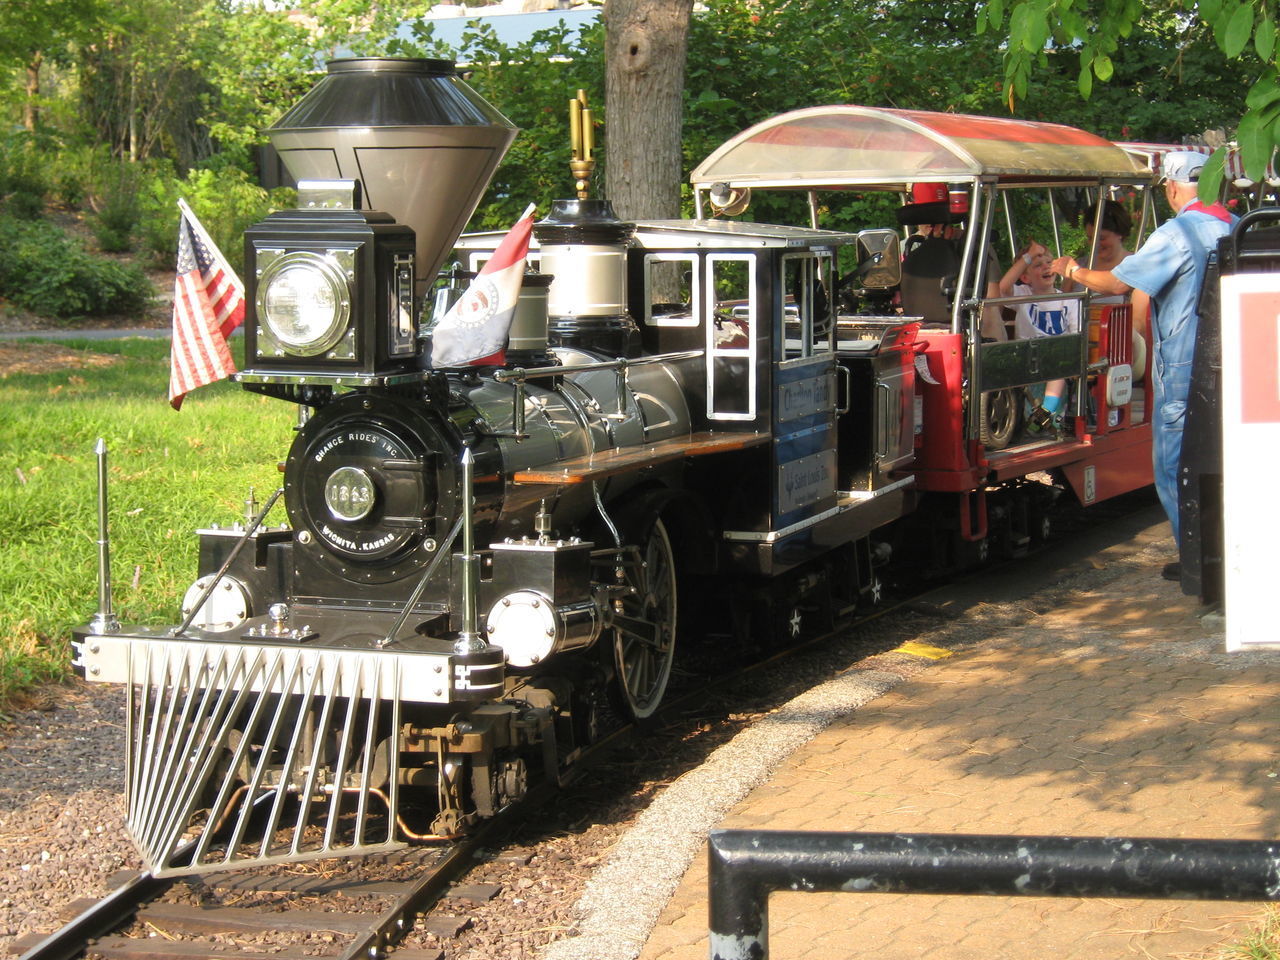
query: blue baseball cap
[{"left": 1160, "top": 150, "right": 1209, "bottom": 184}]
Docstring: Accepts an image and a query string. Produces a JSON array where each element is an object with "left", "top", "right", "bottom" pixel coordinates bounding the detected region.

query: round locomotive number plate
[{"left": 324, "top": 465, "right": 375, "bottom": 521}]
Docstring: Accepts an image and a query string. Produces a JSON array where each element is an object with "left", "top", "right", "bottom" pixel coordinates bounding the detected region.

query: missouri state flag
[
  {"left": 430, "top": 204, "right": 536, "bottom": 367},
  {"left": 168, "top": 199, "right": 245, "bottom": 410}
]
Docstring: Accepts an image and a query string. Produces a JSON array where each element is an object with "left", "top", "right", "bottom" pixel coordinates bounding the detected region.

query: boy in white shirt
[{"left": 998, "top": 239, "right": 1080, "bottom": 431}]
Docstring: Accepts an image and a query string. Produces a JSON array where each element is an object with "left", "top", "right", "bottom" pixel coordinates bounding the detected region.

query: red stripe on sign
[{"left": 1240, "top": 290, "right": 1280, "bottom": 424}]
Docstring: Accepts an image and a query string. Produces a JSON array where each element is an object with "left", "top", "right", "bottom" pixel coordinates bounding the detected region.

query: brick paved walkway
[{"left": 638, "top": 523, "right": 1278, "bottom": 960}]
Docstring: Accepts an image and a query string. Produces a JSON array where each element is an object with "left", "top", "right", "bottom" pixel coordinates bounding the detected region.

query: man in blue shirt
[{"left": 1051, "top": 151, "right": 1235, "bottom": 580}]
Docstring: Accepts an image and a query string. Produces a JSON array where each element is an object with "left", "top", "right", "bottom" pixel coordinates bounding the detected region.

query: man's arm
[{"left": 1050, "top": 256, "right": 1133, "bottom": 297}]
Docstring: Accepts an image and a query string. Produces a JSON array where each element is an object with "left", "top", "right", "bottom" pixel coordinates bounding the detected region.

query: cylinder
[{"left": 507, "top": 272, "right": 555, "bottom": 358}]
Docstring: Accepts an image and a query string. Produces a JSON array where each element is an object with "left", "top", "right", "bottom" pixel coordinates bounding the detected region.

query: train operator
[{"left": 1050, "top": 151, "right": 1235, "bottom": 582}]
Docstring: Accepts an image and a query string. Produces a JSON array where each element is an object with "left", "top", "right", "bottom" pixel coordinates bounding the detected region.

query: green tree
[
  {"left": 0, "top": 0, "right": 104, "bottom": 131},
  {"left": 191, "top": 0, "right": 320, "bottom": 165},
  {"left": 194, "top": 0, "right": 441, "bottom": 165},
  {"left": 982, "top": 0, "right": 1264, "bottom": 198},
  {"left": 1029, "top": 13, "right": 1252, "bottom": 143},
  {"left": 77, "top": 0, "right": 216, "bottom": 165},
  {"left": 680, "top": 0, "right": 1010, "bottom": 223},
  {"left": 389, "top": 16, "right": 606, "bottom": 224}
]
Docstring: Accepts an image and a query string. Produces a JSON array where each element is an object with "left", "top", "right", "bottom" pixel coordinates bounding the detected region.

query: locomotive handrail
[
  {"left": 707, "top": 829, "right": 1280, "bottom": 960},
  {"left": 493, "top": 349, "right": 704, "bottom": 383}
]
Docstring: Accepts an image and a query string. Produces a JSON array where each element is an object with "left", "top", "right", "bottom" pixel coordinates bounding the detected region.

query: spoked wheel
[
  {"left": 963, "top": 528, "right": 992, "bottom": 567},
  {"left": 610, "top": 518, "right": 677, "bottom": 721},
  {"left": 1032, "top": 509, "right": 1052, "bottom": 544},
  {"left": 980, "top": 388, "right": 1021, "bottom": 450}
]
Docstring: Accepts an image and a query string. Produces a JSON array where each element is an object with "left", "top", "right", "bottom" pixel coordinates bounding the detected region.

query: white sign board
[{"left": 1219, "top": 273, "right": 1280, "bottom": 651}]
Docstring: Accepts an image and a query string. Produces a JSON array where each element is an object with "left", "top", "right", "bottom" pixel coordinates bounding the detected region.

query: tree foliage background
[
  {"left": 0, "top": 0, "right": 1256, "bottom": 249},
  {"left": 985, "top": 0, "right": 1269, "bottom": 199}
]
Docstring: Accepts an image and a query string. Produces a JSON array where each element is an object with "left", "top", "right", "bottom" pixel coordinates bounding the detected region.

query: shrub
[
  {"left": 139, "top": 165, "right": 293, "bottom": 274},
  {"left": 0, "top": 216, "right": 151, "bottom": 319},
  {"left": 4, "top": 190, "right": 45, "bottom": 220},
  {"left": 47, "top": 143, "right": 108, "bottom": 210},
  {"left": 0, "top": 133, "right": 49, "bottom": 220},
  {"left": 90, "top": 160, "right": 145, "bottom": 252}
]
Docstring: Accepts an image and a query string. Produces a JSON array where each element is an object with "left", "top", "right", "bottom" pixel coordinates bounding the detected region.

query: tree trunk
[
  {"left": 23, "top": 52, "right": 43, "bottom": 131},
  {"left": 603, "top": 0, "right": 694, "bottom": 221},
  {"left": 129, "top": 66, "right": 139, "bottom": 162}
]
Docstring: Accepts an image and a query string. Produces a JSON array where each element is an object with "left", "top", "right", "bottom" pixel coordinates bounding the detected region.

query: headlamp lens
[{"left": 257, "top": 252, "right": 351, "bottom": 356}]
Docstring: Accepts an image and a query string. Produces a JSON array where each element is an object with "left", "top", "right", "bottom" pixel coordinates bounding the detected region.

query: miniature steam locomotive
[{"left": 72, "top": 59, "right": 1156, "bottom": 877}]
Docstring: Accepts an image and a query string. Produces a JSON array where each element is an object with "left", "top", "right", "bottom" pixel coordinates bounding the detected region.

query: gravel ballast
[{"left": 0, "top": 686, "right": 138, "bottom": 946}]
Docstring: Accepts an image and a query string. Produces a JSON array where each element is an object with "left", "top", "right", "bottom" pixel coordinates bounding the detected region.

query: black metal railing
[{"left": 708, "top": 830, "right": 1280, "bottom": 960}]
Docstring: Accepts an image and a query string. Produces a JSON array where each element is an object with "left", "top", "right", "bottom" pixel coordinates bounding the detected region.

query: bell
[{"left": 709, "top": 182, "right": 752, "bottom": 216}]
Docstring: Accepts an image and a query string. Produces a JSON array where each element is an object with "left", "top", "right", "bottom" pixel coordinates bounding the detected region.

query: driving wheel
[{"left": 610, "top": 518, "right": 677, "bottom": 721}]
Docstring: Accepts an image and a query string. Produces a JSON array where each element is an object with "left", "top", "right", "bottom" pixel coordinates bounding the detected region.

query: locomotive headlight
[
  {"left": 257, "top": 251, "right": 352, "bottom": 356},
  {"left": 242, "top": 193, "right": 417, "bottom": 377}
]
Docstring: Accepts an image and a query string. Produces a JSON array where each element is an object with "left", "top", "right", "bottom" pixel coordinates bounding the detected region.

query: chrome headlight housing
[
  {"left": 256, "top": 250, "right": 352, "bottom": 357},
  {"left": 242, "top": 200, "right": 419, "bottom": 379}
]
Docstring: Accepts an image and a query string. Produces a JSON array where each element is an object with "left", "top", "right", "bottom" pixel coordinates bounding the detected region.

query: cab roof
[
  {"left": 632, "top": 219, "right": 856, "bottom": 248},
  {"left": 690, "top": 105, "right": 1146, "bottom": 190},
  {"left": 453, "top": 219, "right": 857, "bottom": 251}
]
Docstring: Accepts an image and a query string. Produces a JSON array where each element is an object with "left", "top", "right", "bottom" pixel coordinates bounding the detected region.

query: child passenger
[{"left": 998, "top": 239, "right": 1081, "bottom": 431}]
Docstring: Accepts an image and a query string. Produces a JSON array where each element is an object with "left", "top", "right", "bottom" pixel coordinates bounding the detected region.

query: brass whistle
[{"left": 569, "top": 89, "right": 595, "bottom": 200}]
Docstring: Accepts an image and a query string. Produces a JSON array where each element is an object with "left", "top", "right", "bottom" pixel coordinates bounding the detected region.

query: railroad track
[
  {"left": 11, "top": 838, "right": 500, "bottom": 960},
  {"left": 8, "top": 687, "right": 634, "bottom": 960}
]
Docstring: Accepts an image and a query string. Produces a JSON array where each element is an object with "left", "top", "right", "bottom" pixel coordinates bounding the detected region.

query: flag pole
[{"left": 176, "top": 198, "right": 239, "bottom": 287}]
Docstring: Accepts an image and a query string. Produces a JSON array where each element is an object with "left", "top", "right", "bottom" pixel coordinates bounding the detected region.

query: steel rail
[
  {"left": 17, "top": 870, "right": 172, "bottom": 960},
  {"left": 338, "top": 745, "right": 596, "bottom": 960},
  {"left": 337, "top": 839, "right": 484, "bottom": 960}
]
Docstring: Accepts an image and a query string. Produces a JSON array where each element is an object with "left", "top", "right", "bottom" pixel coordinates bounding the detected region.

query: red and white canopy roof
[
  {"left": 690, "top": 105, "right": 1147, "bottom": 190},
  {"left": 1116, "top": 141, "right": 1279, "bottom": 186}
]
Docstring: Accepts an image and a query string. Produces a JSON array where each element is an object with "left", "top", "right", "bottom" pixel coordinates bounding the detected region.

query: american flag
[{"left": 168, "top": 199, "right": 245, "bottom": 410}]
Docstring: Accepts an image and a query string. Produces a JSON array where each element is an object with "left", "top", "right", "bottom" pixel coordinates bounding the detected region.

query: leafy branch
[{"left": 980, "top": 0, "right": 1275, "bottom": 199}]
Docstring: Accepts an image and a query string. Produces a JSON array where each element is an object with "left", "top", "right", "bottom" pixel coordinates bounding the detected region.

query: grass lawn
[{"left": 0, "top": 337, "right": 293, "bottom": 709}]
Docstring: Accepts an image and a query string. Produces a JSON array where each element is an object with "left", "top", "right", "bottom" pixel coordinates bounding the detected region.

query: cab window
[
  {"left": 781, "top": 252, "right": 835, "bottom": 358},
  {"left": 707, "top": 254, "right": 756, "bottom": 420},
  {"left": 643, "top": 253, "right": 698, "bottom": 327}
]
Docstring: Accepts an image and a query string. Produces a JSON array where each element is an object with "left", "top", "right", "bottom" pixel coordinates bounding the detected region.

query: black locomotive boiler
[{"left": 72, "top": 59, "right": 1156, "bottom": 878}]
